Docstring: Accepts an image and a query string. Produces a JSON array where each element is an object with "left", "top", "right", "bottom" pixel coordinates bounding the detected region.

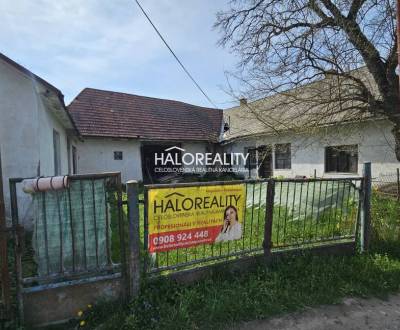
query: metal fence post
[
  {"left": 397, "top": 168, "right": 399, "bottom": 201},
  {"left": 0, "top": 150, "right": 11, "bottom": 317},
  {"left": 126, "top": 180, "right": 140, "bottom": 297},
  {"left": 263, "top": 178, "right": 275, "bottom": 260},
  {"left": 9, "top": 179, "right": 23, "bottom": 323},
  {"left": 360, "top": 162, "right": 372, "bottom": 252}
]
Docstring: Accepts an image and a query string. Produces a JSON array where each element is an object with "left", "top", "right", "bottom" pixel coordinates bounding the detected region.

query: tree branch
[{"left": 347, "top": 0, "right": 366, "bottom": 20}]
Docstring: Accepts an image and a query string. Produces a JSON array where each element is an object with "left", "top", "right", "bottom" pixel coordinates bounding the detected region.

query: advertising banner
[{"left": 147, "top": 184, "right": 246, "bottom": 252}]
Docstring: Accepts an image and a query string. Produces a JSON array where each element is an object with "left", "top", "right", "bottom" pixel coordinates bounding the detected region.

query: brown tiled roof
[{"left": 68, "top": 88, "right": 222, "bottom": 142}]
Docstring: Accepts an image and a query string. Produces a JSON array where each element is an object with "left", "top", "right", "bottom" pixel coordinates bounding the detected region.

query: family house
[
  {"left": 223, "top": 70, "right": 399, "bottom": 179},
  {"left": 67, "top": 88, "right": 223, "bottom": 183},
  {"left": 0, "top": 52, "right": 79, "bottom": 224}
]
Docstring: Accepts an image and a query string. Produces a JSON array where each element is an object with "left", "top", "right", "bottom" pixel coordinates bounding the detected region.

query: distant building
[{"left": 223, "top": 69, "right": 399, "bottom": 179}]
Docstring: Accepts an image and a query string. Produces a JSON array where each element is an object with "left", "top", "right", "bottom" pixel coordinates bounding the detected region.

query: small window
[
  {"left": 53, "top": 130, "right": 61, "bottom": 175},
  {"left": 275, "top": 143, "right": 291, "bottom": 169},
  {"left": 325, "top": 145, "right": 358, "bottom": 173},
  {"left": 244, "top": 147, "right": 257, "bottom": 169},
  {"left": 114, "top": 151, "right": 123, "bottom": 160},
  {"left": 72, "top": 146, "right": 78, "bottom": 174}
]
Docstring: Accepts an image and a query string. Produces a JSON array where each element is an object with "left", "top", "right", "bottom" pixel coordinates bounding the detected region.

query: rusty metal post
[
  {"left": 360, "top": 162, "right": 372, "bottom": 252},
  {"left": 9, "top": 179, "right": 23, "bottom": 323},
  {"left": 0, "top": 150, "right": 11, "bottom": 317},
  {"left": 126, "top": 180, "right": 140, "bottom": 297},
  {"left": 115, "top": 175, "right": 128, "bottom": 301},
  {"left": 263, "top": 179, "right": 275, "bottom": 260}
]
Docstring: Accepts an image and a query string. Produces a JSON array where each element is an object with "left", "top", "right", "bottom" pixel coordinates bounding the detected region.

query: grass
[{"left": 70, "top": 191, "right": 400, "bottom": 330}]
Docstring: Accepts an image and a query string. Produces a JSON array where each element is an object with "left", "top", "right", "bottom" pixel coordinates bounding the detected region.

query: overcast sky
[{"left": 0, "top": 0, "right": 240, "bottom": 108}]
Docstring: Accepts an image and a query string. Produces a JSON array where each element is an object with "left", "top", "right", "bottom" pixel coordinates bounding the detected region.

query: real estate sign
[{"left": 147, "top": 183, "right": 246, "bottom": 252}]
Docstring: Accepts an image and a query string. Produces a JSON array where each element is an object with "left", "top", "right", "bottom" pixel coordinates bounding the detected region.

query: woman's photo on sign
[{"left": 215, "top": 205, "right": 242, "bottom": 243}]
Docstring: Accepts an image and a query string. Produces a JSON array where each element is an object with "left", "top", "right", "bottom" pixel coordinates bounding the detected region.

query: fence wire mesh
[
  {"left": 144, "top": 177, "right": 362, "bottom": 274},
  {"left": 372, "top": 169, "right": 400, "bottom": 200}
]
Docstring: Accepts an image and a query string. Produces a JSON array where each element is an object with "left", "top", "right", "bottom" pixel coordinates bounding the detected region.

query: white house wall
[
  {"left": 225, "top": 120, "right": 399, "bottom": 179},
  {"left": 76, "top": 138, "right": 143, "bottom": 183},
  {"left": 0, "top": 59, "right": 71, "bottom": 226},
  {"left": 76, "top": 139, "right": 214, "bottom": 183}
]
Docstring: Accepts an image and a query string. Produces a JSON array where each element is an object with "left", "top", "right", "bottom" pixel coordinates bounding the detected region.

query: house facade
[
  {"left": 223, "top": 117, "right": 398, "bottom": 180},
  {"left": 0, "top": 53, "right": 79, "bottom": 225},
  {"left": 67, "top": 80, "right": 399, "bottom": 183},
  {"left": 68, "top": 88, "right": 222, "bottom": 183}
]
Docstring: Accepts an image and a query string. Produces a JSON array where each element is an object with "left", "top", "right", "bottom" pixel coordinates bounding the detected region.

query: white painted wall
[
  {"left": 0, "top": 59, "right": 72, "bottom": 226},
  {"left": 76, "top": 139, "right": 214, "bottom": 182},
  {"left": 225, "top": 120, "right": 400, "bottom": 179},
  {"left": 76, "top": 138, "right": 143, "bottom": 183}
]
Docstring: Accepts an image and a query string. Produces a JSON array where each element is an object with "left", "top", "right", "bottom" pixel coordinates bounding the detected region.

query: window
[
  {"left": 72, "top": 146, "right": 78, "bottom": 174},
  {"left": 325, "top": 145, "right": 358, "bottom": 173},
  {"left": 114, "top": 151, "right": 123, "bottom": 160},
  {"left": 53, "top": 130, "right": 61, "bottom": 175},
  {"left": 244, "top": 147, "right": 257, "bottom": 169},
  {"left": 275, "top": 143, "right": 291, "bottom": 169},
  {"left": 67, "top": 138, "right": 71, "bottom": 174}
]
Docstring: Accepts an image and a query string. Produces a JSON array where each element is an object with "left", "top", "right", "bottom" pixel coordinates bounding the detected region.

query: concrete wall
[
  {"left": 23, "top": 274, "right": 122, "bottom": 327},
  {"left": 76, "top": 138, "right": 143, "bottom": 183},
  {"left": 0, "top": 59, "right": 72, "bottom": 225},
  {"left": 225, "top": 120, "right": 400, "bottom": 179}
]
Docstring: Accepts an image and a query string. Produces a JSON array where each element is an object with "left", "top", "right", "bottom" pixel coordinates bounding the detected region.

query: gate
[{"left": 8, "top": 172, "right": 128, "bottom": 326}]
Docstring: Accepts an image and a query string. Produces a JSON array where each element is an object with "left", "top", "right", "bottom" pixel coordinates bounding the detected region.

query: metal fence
[
  {"left": 9, "top": 172, "right": 127, "bottom": 320},
  {"left": 142, "top": 176, "right": 364, "bottom": 275},
  {"left": 373, "top": 168, "right": 400, "bottom": 200}
]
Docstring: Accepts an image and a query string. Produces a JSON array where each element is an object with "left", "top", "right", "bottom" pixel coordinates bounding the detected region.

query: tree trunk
[{"left": 392, "top": 124, "right": 400, "bottom": 161}]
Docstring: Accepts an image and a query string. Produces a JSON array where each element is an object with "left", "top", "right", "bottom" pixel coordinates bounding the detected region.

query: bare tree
[{"left": 215, "top": 0, "right": 400, "bottom": 159}]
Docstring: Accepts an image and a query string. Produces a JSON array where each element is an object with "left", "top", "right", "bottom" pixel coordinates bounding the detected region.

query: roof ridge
[{"left": 80, "top": 87, "right": 221, "bottom": 111}]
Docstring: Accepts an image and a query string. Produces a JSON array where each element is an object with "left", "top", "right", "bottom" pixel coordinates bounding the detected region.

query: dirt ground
[{"left": 235, "top": 294, "right": 400, "bottom": 330}]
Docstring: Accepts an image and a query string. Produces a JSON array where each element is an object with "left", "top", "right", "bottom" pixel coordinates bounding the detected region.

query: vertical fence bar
[
  {"left": 116, "top": 175, "right": 128, "bottom": 300},
  {"left": 126, "top": 181, "right": 140, "bottom": 297},
  {"left": 79, "top": 181, "right": 87, "bottom": 270},
  {"left": 104, "top": 179, "right": 112, "bottom": 266},
  {"left": 0, "top": 151, "right": 11, "bottom": 318},
  {"left": 249, "top": 182, "right": 256, "bottom": 249},
  {"left": 397, "top": 168, "right": 400, "bottom": 202},
  {"left": 91, "top": 180, "right": 99, "bottom": 268},
  {"left": 360, "top": 162, "right": 372, "bottom": 252},
  {"left": 42, "top": 192, "right": 50, "bottom": 275},
  {"left": 143, "top": 187, "right": 149, "bottom": 274},
  {"left": 55, "top": 191, "right": 64, "bottom": 274},
  {"left": 67, "top": 188, "right": 76, "bottom": 272},
  {"left": 263, "top": 179, "right": 275, "bottom": 259},
  {"left": 9, "top": 180, "right": 23, "bottom": 323}
]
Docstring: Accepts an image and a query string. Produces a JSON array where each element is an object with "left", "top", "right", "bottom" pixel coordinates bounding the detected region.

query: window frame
[
  {"left": 244, "top": 147, "right": 258, "bottom": 170},
  {"left": 72, "top": 145, "right": 78, "bottom": 174},
  {"left": 53, "top": 129, "right": 61, "bottom": 176},
  {"left": 114, "top": 151, "right": 123, "bottom": 160},
  {"left": 274, "top": 143, "right": 291, "bottom": 170},
  {"left": 325, "top": 144, "right": 358, "bottom": 174}
]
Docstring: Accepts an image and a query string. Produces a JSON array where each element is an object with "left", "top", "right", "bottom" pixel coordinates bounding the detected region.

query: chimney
[{"left": 239, "top": 97, "right": 247, "bottom": 106}]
